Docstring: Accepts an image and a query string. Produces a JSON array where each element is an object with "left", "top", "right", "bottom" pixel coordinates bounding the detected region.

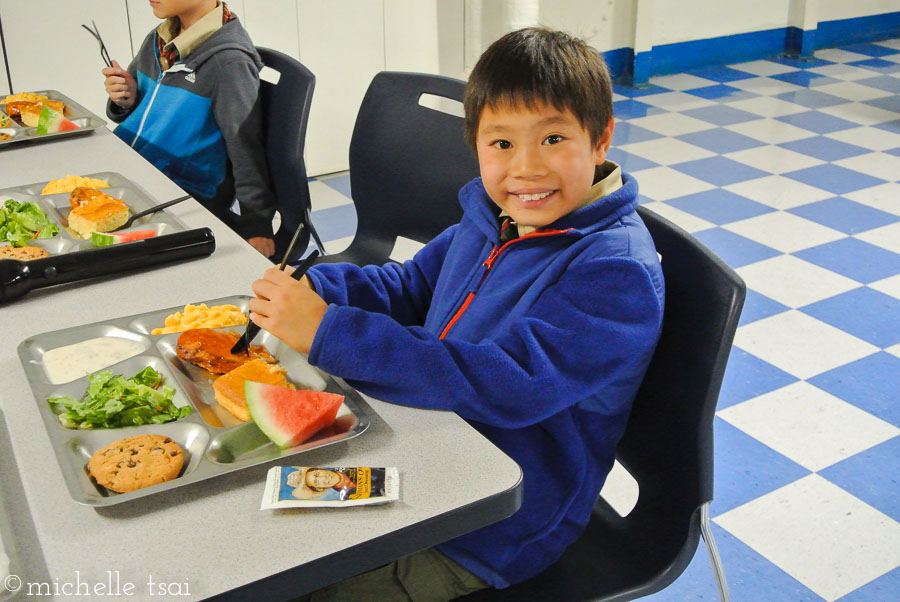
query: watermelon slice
[
  {"left": 91, "top": 229, "right": 157, "bottom": 247},
  {"left": 35, "top": 104, "right": 79, "bottom": 134},
  {"left": 245, "top": 382, "right": 344, "bottom": 449}
]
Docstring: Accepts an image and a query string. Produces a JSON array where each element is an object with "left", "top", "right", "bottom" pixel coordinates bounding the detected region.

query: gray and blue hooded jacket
[{"left": 107, "top": 19, "right": 275, "bottom": 239}]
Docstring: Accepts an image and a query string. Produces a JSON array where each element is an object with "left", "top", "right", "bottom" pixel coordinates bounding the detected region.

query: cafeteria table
[{"left": 0, "top": 128, "right": 522, "bottom": 600}]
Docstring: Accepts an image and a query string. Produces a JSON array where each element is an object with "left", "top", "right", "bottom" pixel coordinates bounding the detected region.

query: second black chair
[
  {"left": 256, "top": 46, "right": 324, "bottom": 262},
  {"left": 319, "top": 71, "right": 480, "bottom": 266}
]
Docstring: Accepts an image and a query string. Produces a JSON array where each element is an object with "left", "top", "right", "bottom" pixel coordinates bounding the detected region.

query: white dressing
[{"left": 43, "top": 337, "right": 147, "bottom": 384}]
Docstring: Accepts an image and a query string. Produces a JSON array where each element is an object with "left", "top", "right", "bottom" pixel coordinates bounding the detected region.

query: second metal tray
[
  {"left": 17, "top": 295, "right": 373, "bottom": 506},
  {"left": 0, "top": 89, "right": 107, "bottom": 146}
]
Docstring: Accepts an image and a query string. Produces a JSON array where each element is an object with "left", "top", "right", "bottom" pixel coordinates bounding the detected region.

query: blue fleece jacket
[{"left": 306, "top": 174, "right": 664, "bottom": 588}]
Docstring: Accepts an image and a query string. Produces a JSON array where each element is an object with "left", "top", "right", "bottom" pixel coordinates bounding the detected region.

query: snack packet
[{"left": 261, "top": 466, "right": 399, "bottom": 509}]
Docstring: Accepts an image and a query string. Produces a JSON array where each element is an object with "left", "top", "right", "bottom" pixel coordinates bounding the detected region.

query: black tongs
[
  {"left": 81, "top": 20, "right": 112, "bottom": 68},
  {"left": 230, "top": 224, "right": 320, "bottom": 355}
]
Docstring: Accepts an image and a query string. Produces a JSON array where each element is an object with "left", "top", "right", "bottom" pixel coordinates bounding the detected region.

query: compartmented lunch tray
[
  {"left": 17, "top": 295, "right": 372, "bottom": 506},
  {"left": 0, "top": 171, "right": 189, "bottom": 254},
  {"left": 0, "top": 90, "right": 107, "bottom": 146}
]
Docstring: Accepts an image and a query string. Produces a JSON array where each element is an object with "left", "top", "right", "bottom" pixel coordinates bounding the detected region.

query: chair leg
[
  {"left": 700, "top": 502, "right": 730, "bottom": 602},
  {"left": 305, "top": 207, "right": 327, "bottom": 255}
]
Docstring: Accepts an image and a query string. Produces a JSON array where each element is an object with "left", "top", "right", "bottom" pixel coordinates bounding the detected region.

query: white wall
[
  {"left": 651, "top": 0, "right": 791, "bottom": 45},
  {"left": 819, "top": 0, "right": 900, "bottom": 21}
]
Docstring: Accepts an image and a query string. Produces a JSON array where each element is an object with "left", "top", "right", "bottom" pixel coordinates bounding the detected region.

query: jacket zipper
[
  {"left": 131, "top": 63, "right": 192, "bottom": 147},
  {"left": 438, "top": 228, "right": 573, "bottom": 339}
]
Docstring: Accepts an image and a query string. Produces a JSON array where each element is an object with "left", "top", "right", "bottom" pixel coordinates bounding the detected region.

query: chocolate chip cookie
[
  {"left": 87, "top": 434, "right": 184, "bottom": 493},
  {"left": 0, "top": 245, "right": 50, "bottom": 260}
]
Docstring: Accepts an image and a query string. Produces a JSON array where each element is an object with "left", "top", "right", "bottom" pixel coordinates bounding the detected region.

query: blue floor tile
[
  {"left": 856, "top": 74, "right": 900, "bottom": 93},
  {"left": 711, "top": 419, "right": 810, "bottom": 514},
  {"left": 319, "top": 173, "right": 352, "bottom": 198},
  {"left": 873, "top": 120, "right": 900, "bottom": 134},
  {"left": 694, "top": 227, "right": 782, "bottom": 269},
  {"left": 718, "top": 346, "right": 797, "bottom": 409},
  {"left": 800, "top": 287, "right": 900, "bottom": 348},
  {"left": 794, "top": 237, "right": 900, "bottom": 283},
  {"left": 684, "top": 65, "right": 758, "bottom": 83},
  {"left": 782, "top": 164, "right": 886, "bottom": 194},
  {"left": 809, "top": 352, "right": 900, "bottom": 426},
  {"left": 886, "top": 146, "right": 900, "bottom": 158},
  {"left": 837, "top": 565, "right": 900, "bottom": 601},
  {"left": 605, "top": 147, "right": 659, "bottom": 172},
  {"left": 613, "top": 98, "right": 666, "bottom": 119},
  {"left": 787, "top": 197, "right": 900, "bottom": 233},
  {"left": 736, "top": 288, "right": 792, "bottom": 326},
  {"left": 776, "top": 110, "right": 860, "bottom": 134},
  {"left": 842, "top": 43, "right": 900, "bottom": 58},
  {"left": 863, "top": 94, "right": 900, "bottom": 114},
  {"left": 672, "top": 156, "right": 770, "bottom": 186},
  {"left": 667, "top": 189, "right": 774, "bottom": 224},
  {"left": 677, "top": 128, "right": 766, "bottom": 154},
  {"left": 612, "top": 121, "right": 665, "bottom": 144},
  {"left": 613, "top": 82, "right": 671, "bottom": 97},
  {"left": 682, "top": 104, "right": 762, "bottom": 126},
  {"left": 769, "top": 55, "right": 834, "bottom": 69},
  {"left": 309, "top": 203, "right": 357, "bottom": 241},
  {"left": 771, "top": 70, "right": 841, "bottom": 87},
  {"left": 684, "top": 84, "right": 759, "bottom": 101},
  {"left": 773, "top": 89, "right": 848, "bottom": 109},
  {"left": 849, "top": 58, "right": 900, "bottom": 74},
  {"left": 779, "top": 136, "right": 871, "bottom": 161},
  {"left": 819, "top": 436, "right": 900, "bottom": 523}
]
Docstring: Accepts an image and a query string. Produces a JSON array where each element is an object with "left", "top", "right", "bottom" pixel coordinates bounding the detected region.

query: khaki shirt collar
[
  {"left": 157, "top": 2, "right": 224, "bottom": 64},
  {"left": 503, "top": 160, "right": 624, "bottom": 238}
]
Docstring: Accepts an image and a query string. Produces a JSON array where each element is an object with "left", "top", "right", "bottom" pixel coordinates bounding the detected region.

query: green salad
[
  {"left": 48, "top": 366, "right": 192, "bottom": 429},
  {"left": 0, "top": 199, "right": 59, "bottom": 247}
]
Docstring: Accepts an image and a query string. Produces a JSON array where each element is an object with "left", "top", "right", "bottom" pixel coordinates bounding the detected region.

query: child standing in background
[{"left": 102, "top": 0, "right": 276, "bottom": 257}]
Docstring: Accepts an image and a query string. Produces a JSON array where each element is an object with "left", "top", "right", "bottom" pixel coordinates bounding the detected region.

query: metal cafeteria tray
[
  {"left": 0, "top": 171, "right": 188, "bottom": 255},
  {"left": 16, "top": 295, "right": 372, "bottom": 506},
  {"left": 0, "top": 89, "right": 107, "bottom": 146}
]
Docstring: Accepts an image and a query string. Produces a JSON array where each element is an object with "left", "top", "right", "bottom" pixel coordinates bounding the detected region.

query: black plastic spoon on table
[
  {"left": 114, "top": 194, "right": 192, "bottom": 231},
  {"left": 230, "top": 223, "right": 320, "bottom": 355}
]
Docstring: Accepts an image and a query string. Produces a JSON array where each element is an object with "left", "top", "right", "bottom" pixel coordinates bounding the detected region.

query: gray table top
[{"left": 0, "top": 129, "right": 521, "bottom": 600}]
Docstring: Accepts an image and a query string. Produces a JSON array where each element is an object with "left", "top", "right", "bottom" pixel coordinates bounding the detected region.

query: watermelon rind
[{"left": 245, "top": 381, "right": 344, "bottom": 449}]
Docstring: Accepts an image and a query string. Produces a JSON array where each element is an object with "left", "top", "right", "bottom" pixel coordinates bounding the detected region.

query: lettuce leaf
[{"left": 0, "top": 199, "right": 59, "bottom": 247}]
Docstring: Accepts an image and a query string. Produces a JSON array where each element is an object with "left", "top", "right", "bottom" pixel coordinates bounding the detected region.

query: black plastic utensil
[
  {"left": 81, "top": 20, "right": 112, "bottom": 68},
  {"left": 230, "top": 246, "right": 320, "bottom": 356},
  {"left": 0, "top": 227, "right": 215, "bottom": 304},
  {"left": 115, "top": 194, "right": 192, "bottom": 231}
]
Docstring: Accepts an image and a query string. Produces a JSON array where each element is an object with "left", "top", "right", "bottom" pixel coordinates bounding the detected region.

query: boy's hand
[
  {"left": 249, "top": 266, "right": 327, "bottom": 354},
  {"left": 102, "top": 60, "right": 136, "bottom": 109},
  {"left": 247, "top": 236, "right": 275, "bottom": 258}
]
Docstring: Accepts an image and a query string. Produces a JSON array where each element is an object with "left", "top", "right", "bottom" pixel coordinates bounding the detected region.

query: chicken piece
[
  {"left": 4, "top": 101, "right": 33, "bottom": 118},
  {"left": 70, "top": 187, "right": 110, "bottom": 208},
  {"left": 175, "top": 328, "right": 275, "bottom": 374}
]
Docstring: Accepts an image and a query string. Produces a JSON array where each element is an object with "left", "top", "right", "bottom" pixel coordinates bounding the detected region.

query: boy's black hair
[{"left": 464, "top": 27, "right": 613, "bottom": 150}]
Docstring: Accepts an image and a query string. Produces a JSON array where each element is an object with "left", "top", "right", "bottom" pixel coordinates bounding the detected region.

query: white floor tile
[
  {"left": 714, "top": 474, "right": 900, "bottom": 601},
  {"left": 648, "top": 73, "right": 719, "bottom": 91},
  {"left": 628, "top": 112, "right": 716, "bottom": 136},
  {"left": 814, "top": 81, "right": 893, "bottom": 102},
  {"left": 718, "top": 381, "right": 899, "bottom": 471},
  {"left": 855, "top": 222, "right": 900, "bottom": 254},
  {"left": 619, "top": 137, "right": 715, "bottom": 165},
  {"left": 634, "top": 91, "right": 716, "bottom": 111},
  {"left": 876, "top": 39, "right": 900, "bottom": 50},
  {"left": 845, "top": 182, "right": 900, "bottom": 216},
  {"left": 724, "top": 175, "right": 834, "bottom": 210},
  {"left": 819, "top": 102, "right": 900, "bottom": 126},
  {"left": 323, "top": 235, "right": 353, "bottom": 255},
  {"left": 728, "top": 59, "right": 797, "bottom": 76},
  {"left": 825, "top": 126, "right": 900, "bottom": 151},
  {"left": 834, "top": 152, "right": 900, "bottom": 181},
  {"left": 886, "top": 342, "right": 900, "bottom": 359},
  {"left": 309, "top": 180, "right": 355, "bottom": 211},
  {"left": 725, "top": 118, "right": 816, "bottom": 144},
  {"left": 733, "top": 310, "right": 876, "bottom": 379},
  {"left": 808, "top": 63, "right": 877, "bottom": 81},
  {"left": 814, "top": 48, "right": 874, "bottom": 63},
  {"left": 638, "top": 201, "right": 716, "bottom": 233},
  {"left": 724, "top": 212, "right": 846, "bottom": 253},
  {"left": 869, "top": 273, "right": 900, "bottom": 301},
  {"left": 598, "top": 460, "right": 639, "bottom": 517},
  {"left": 727, "top": 76, "right": 804, "bottom": 96},
  {"left": 628, "top": 166, "right": 716, "bottom": 201},
  {"left": 735, "top": 254, "right": 860, "bottom": 308},
  {"left": 727, "top": 96, "right": 810, "bottom": 118},
  {"left": 725, "top": 145, "right": 824, "bottom": 174}
]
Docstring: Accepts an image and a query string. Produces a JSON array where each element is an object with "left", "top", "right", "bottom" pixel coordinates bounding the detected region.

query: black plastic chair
[
  {"left": 318, "top": 71, "right": 480, "bottom": 266},
  {"left": 256, "top": 46, "right": 325, "bottom": 262},
  {"left": 459, "top": 205, "right": 744, "bottom": 601}
]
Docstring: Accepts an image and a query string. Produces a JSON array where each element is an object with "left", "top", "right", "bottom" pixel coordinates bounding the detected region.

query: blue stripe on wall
[
  {"left": 649, "top": 27, "right": 789, "bottom": 78},
  {"left": 602, "top": 47, "right": 634, "bottom": 80},
  {"left": 816, "top": 12, "right": 900, "bottom": 48}
]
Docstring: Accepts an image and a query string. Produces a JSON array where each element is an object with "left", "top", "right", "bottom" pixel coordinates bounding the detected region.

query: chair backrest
[
  {"left": 334, "top": 71, "right": 480, "bottom": 265},
  {"left": 256, "top": 47, "right": 315, "bottom": 253}
]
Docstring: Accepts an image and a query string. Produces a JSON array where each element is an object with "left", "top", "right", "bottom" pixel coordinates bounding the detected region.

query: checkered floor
[{"left": 304, "top": 39, "right": 900, "bottom": 601}]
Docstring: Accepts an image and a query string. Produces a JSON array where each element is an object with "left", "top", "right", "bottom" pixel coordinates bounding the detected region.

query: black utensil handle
[{"left": 125, "top": 194, "right": 192, "bottom": 226}]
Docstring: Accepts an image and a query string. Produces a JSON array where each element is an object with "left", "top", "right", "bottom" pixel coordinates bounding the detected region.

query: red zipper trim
[{"left": 438, "top": 227, "right": 574, "bottom": 340}]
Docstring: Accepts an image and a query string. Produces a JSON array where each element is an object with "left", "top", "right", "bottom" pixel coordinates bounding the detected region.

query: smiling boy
[{"left": 253, "top": 27, "right": 665, "bottom": 600}]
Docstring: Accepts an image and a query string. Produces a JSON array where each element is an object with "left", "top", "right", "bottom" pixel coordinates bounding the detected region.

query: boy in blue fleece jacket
[
  {"left": 251, "top": 27, "right": 665, "bottom": 600},
  {"left": 102, "top": 0, "right": 276, "bottom": 257}
]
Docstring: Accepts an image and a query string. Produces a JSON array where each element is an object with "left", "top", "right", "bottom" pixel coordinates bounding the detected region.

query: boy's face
[
  {"left": 149, "top": 0, "right": 215, "bottom": 21},
  {"left": 476, "top": 102, "right": 613, "bottom": 228}
]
